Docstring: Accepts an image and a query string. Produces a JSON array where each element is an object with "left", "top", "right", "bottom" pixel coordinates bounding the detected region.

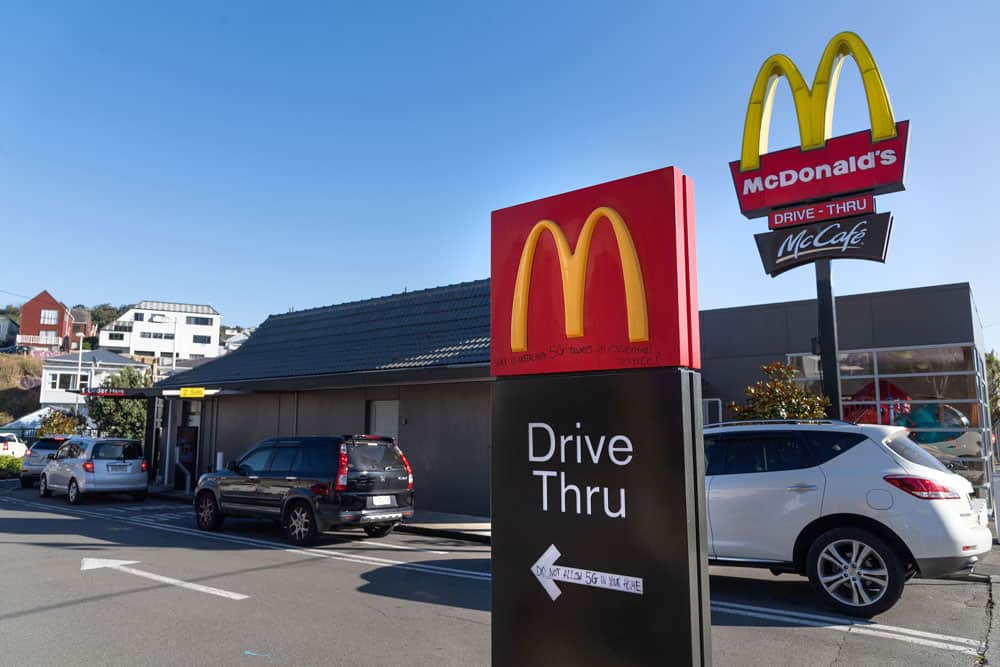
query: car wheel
[
  {"left": 363, "top": 523, "right": 396, "bottom": 538},
  {"left": 19, "top": 477, "right": 33, "bottom": 489},
  {"left": 806, "top": 527, "right": 905, "bottom": 618},
  {"left": 67, "top": 479, "right": 82, "bottom": 505},
  {"left": 285, "top": 502, "right": 318, "bottom": 546},
  {"left": 195, "top": 492, "right": 224, "bottom": 531},
  {"left": 133, "top": 491, "right": 147, "bottom": 502},
  {"left": 39, "top": 475, "right": 51, "bottom": 498}
]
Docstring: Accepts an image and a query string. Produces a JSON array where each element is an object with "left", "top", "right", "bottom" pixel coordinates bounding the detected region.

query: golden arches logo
[
  {"left": 510, "top": 206, "right": 648, "bottom": 353},
  {"left": 740, "top": 31, "right": 896, "bottom": 172}
]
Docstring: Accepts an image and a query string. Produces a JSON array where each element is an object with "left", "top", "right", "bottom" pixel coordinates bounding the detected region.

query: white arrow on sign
[
  {"left": 531, "top": 544, "right": 644, "bottom": 601},
  {"left": 80, "top": 558, "right": 249, "bottom": 601}
]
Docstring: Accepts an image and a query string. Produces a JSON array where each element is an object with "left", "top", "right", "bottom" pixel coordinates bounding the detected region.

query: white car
[
  {"left": 0, "top": 433, "right": 27, "bottom": 458},
  {"left": 39, "top": 437, "right": 148, "bottom": 504},
  {"left": 704, "top": 420, "right": 993, "bottom": 617}
]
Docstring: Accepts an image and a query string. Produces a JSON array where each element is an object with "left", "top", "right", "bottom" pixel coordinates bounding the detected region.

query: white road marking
[
  {"left": 711, "top": 601, "right": 982, "bottom": 656},
  {"left": 5, "top": 497, "right": 487, "bottom": 583},
  {"left": 81, "top": 557, "right": 249, "bottom": 600}
]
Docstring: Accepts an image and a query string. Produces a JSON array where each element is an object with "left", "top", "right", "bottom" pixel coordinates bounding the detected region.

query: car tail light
[
  {"left": 884, "top": 475, "right": 960, "bottom": 499},
  {"left": 141, "top": 460, "right": 148, "bottom": 472},
  {"left": 335, "top": 443, "right": 349, "bottom": 491},
  {"left": 399, "top": 450, "right": 413, "bottom": 491},
  {"left": 82, "top": 461, "right": 95, "bottom": 473},
  {"left": 309, "top": 483, "right": 330, "bottom": 497}
]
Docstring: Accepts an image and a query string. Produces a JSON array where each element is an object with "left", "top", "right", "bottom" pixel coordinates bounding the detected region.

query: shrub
[
  {"left": 727, "top": 361, "right": 831, "bottom": 420},
  {"left": 37, "top": 409, "right": 85, "bottom": 437},
  {"left": 0, "top": 455, "right": 21, "bottom": 479}
]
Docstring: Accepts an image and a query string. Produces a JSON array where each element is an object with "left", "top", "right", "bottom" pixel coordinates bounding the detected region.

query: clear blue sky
[{"left": 2, "top": 2, "right": 998, "bottom": 348}]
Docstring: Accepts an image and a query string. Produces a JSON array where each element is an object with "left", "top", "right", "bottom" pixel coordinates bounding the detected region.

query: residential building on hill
[
  {"left": 71, "top": 308, "right": 97, "bottom": 340},
  {"left": 40, "top": 349, "right": 148, "bottom": 413},
  {"left": 0, "top": 316, "right": 19, "bottom": 347},
  {"left": 98, "top": 301, "right": 222, "bottom": 364},
  {"left": 16, "top": 291, "right": 74, "bottom": 351}
]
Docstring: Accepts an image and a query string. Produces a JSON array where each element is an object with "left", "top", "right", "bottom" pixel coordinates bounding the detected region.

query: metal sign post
[{"left": 815, "top": 259, "right": 842, "bottom": 419}]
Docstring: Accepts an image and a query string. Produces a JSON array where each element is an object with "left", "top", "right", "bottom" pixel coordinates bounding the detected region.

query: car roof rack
[{"left": 704, "top": 419, "right": 856, "bottom": 428}]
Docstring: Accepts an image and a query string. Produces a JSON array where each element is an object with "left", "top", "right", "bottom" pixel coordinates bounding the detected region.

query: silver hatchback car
[{"left": 40, "top": 437, "right": 148, "bottom": 504}]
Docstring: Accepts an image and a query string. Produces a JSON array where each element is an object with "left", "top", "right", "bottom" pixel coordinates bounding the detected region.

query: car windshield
[
  {"left": 884, "top": 433, "right": 950, "bottom": 473},
  {"left": 92, "top": 441, "right": 143, "bottom": 460},
  {"left": 347, "top": 443, "right": 404, "bottom": 471}
]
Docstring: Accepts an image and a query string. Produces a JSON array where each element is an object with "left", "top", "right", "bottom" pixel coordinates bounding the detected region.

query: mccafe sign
[
  {"left": 754, "top": 213, "right": 892, "bottom": 277},
  {"left": 730, "top": 31, "right": 907, "bottom": 276}
]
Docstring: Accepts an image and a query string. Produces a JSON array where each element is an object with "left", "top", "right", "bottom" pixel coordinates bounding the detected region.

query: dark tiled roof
[{"left": 157, "top": 279, "right": 490, "bottom": 389}]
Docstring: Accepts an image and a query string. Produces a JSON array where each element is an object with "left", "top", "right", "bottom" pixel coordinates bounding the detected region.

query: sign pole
[{"left": 815, "top": 259, "right": 842, "bottom": 419}]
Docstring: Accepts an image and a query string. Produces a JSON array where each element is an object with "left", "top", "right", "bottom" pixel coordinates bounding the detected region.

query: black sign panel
[
  {"left": 754, "top": 211, "right": 893, "bottom": 276},
  {"left": 492, "top": 368, "right": 711, "bottom": 666}
]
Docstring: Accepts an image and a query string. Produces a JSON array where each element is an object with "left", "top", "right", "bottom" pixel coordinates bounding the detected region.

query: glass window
[
  {"left": 109, "top": 333, "right": 125, "bottom": 341},
  {"left": 269, "top": 447, "right": 300, "bottom": 472},
  {"left": 238, "top": 448, "right": 273, "bottom": 474},
  {"left": 293, "top": 442, "right": 340, "bottom": 475},
  {"left": 704, "top": 437, "right": 724, "bottom": 476},
  {"left": 140, "top": 331, "right": 152, "bottom": 339},
  {"left": 30, "top": 438, "right": 64, "bottom": 452},
  {"left": 93, "top": 441, "right": 143, "bottom": 460},
  {"left": 56, "top": 444, "right": 72, "bottom": 459},
  {"left": 762, "top": 437, "right": 808, "bottom": 472},
  {"left": 186, "top": 316, "right": 212, "bottom": 326},
  {"left": 884, "top": 434, "right": 950, "bottom": 473},
  {"left": 58, "top": 374, "right": 73, "bottom": 390},
  {"left": 789, "top": 352, "right": 873, "bottom": 379},
  {"left": 192, "top": 335, "right": 211, "bottom": 344},
  {"left": 722, "top": 434, "right": 809, "bottom": 474},
  {"left": 134, "top": 312, "right": 145, "bottom": 321},
  {"left": 40, "top": 309, "right": 58, "bottom": 325},
  {"left": 40, "top": 330, "right": 57, "bottom": 341},
  {"left": 877, "top": 347, "right": 974, "bottom": 375},
  {"left": 48, "top": 373, "right": 58, "bottom": 390},
  {"left": 347, "top": 443, "right": 404, "bottom": 471},
  {"left": 802, "top": 431, "right": 868, "bottom": 464},
  {"left": 888, "top": 401, "right": 980, "bottom": 430}
]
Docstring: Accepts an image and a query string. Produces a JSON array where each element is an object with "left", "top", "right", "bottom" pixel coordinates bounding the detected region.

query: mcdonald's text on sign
[
  {"left": 730, "top": 31, "right": 909, "bottom": 221},
  {"left": 490, "top": 167, "right": 699, "bottom": 376},
  {"left": 769, "top": 193, "right": 875, "bottom": 230}
]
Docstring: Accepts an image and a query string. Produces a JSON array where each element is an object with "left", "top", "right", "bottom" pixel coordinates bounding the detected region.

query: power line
[{"left": 0, "top": 288, "right": 28, "bottom": 300}]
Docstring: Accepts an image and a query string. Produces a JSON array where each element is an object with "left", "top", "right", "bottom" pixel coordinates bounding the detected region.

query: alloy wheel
[
  {"left": 197, "top": 496, "right": 215, "bottom": 526},
  {"left": 288, "top": 506, "right": 310, "bottom": 541},
  {"left": 816, "top": 539, "right": 889, "bottom": 607}
]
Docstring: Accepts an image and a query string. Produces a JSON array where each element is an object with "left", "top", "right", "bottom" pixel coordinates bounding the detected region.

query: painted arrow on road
[
  {"left": 531, "top": 544, "right": 644, "bottom": 601},
  {"left": 80, "top": 558, "right": 249, "bottom": 600}
]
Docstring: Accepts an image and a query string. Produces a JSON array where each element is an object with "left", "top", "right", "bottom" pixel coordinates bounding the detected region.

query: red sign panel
[
  {"left": 768, "top": 193, "right": 875, "bottom": 230},
  {"left": 490, "top": 167, "right": 699, "bottom": 376},
  {"left": 731, "top": 120, "right": 908, "bottom": 219}
]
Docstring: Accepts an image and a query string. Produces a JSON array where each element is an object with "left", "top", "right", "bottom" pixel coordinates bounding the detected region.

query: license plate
[
  {"left": 372, "top": 495, "right": 392, "bottom": 507},
  {"left": 108, "top": 464, "right": 128, "bottom": 472}
]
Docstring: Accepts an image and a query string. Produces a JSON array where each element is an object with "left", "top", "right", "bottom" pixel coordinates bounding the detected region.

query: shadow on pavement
[{"left": 358, "top": 558, "right": 491, "bottom": 612}]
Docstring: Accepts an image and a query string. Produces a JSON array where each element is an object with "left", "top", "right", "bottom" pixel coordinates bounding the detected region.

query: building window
[
  {"left": 140, "top": 331, "right": 152, "bottom": 339},
  {"left": 192, "top": 335, "right": 211, "bottom": 344},
  {"left": 40, "top": 330, "right": 57, "bottom": 341},
  {"left": 40, "top": 309, "right": 58, "bottom": 325},
  {"left": 135, "top": 350, "right": 156, "bottom": 357},
  {"left": 190, "top": 354, "right": 205, "bottom": 359},
  {"left": 108, "top": 333, "right": 125, "bottom": 341},
  {"left": 186, "top": 316, "right": 213, "bottom": 326},
  {"left": 134, "top": 312, "right": 145, "bottom": 322},
  {"left": 160, "top": 352, "right": 174, "bottom": 359},
  {"left": 48, "top": 373, "right": 58, "bottom": 390},
  {"left": 140, "top": 331, "right": 176, "bottom": 340}
]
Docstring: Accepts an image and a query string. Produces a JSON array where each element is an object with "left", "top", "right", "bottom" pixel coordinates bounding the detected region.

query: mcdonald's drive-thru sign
[
  {"left": 490, "top": 166, "right": 700, "bottom": 376},
  {"left": 730, "top": 31, "right": 909, "bottom": 222},
  {"left": 490, "top": 166, "right": 711, "bottom": 666}
]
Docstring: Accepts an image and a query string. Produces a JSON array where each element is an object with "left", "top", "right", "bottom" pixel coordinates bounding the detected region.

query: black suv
[{"left": 194, "top": 435, "right": 414, "bottom": 545}]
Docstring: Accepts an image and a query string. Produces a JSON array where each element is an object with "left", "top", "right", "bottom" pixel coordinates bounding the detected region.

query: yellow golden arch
[
  {"left": 510, "top": 206, "right": 648, "bottom": 353},
  {"left": 740, "top": 31, "right": 896, "bottom": 172}
]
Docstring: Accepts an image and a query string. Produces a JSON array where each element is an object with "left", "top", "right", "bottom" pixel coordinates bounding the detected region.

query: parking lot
[{"left": 0, "top": 478, "right": 995, "bottom": 666}]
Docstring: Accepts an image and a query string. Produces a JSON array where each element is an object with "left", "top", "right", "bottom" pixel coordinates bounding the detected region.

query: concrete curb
[{"left": 396, "top": 524, "right": 491, "bottom": 544}]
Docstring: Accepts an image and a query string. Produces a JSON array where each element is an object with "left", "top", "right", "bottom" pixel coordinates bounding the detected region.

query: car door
[
  {"left": 708, "top": 431, "right": 825, "bottom": 562},
  {"left": 256, "top": 442, "right": 303, "bottom": 513},
  {"left": 703, "top": 435, "right": 726, "bottom": 558},
  {"left": 218, "top": 443, "right": 275, "bottom": 511},
  {"left": 48, "top": 443, "right": 74, "bottom": 487}
]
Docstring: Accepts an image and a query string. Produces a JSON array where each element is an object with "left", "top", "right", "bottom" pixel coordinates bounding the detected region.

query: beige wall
[{"left": 190, "top": 380, "right": 491, "bottom": 515}]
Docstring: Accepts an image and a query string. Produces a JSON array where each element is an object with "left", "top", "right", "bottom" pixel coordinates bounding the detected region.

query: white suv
[{"left": 704, "top": 420, "right": 993, "bottom": 616}]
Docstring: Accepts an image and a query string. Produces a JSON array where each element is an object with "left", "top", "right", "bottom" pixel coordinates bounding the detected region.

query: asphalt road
[{"left": 0, "top": 479, "right": 993, "bottom": 666}]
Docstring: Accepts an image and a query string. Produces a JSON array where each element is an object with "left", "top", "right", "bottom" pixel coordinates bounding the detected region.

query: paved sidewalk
[{"left": 148, "top": 485, "right": 492, "bottom": 543}]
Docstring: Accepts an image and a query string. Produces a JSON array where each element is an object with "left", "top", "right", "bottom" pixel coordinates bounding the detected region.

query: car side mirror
[
  {"left": 226, "top": 460, "right": 239, "bottom": 473},
  {"left": 47, "top": 453, "right": 56, "bottom": 460}
]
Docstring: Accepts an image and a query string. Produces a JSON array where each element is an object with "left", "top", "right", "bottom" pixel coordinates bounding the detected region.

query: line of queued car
[{"left": 16, "top": 434, "right": 149, "bottom": 503}]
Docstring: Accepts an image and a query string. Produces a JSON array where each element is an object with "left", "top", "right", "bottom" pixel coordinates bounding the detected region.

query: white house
[
  {"left": 98, "top": 301, "right": 222, "bottom": 363},
  {"left": 40, "top": 350, "right": 149, "bottom": 413}
]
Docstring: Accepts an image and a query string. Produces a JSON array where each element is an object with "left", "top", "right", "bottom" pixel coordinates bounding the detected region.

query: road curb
[{"left": 396, "top": 524, "right": 491, "bottom": 544}]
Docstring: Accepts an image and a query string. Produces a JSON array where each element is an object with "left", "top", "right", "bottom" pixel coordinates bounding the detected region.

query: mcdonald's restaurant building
[{"left": 153, "top": 279, "right": 993, "bottom": 515}]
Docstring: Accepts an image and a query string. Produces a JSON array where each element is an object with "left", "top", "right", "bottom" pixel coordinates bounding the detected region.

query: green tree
[
  {"left": 0, "top": 411, "right": 13, "bottom": 426},
  {"left": 90, "top": 303, "right": 130, "bottom": 330},
  {"left": 0, "top": 304, "right": 20, "bottom": 321},
  {"left": 37, "top": 409, "right": 85, "bottom": 436},
  {"left": 86, "top": 366, "right": 152, "bottom": 439},
  {"left": 727, "top": 361, "right": 831, "bottom": 420}
]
